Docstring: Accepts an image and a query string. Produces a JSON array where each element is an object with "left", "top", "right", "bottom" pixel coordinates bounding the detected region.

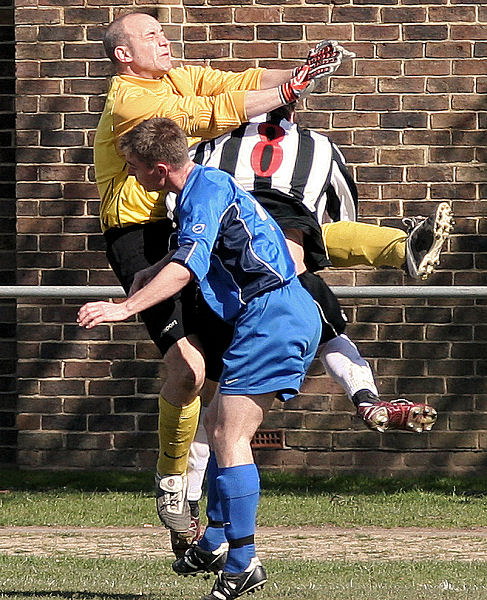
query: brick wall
[
  {"left": 13, "top": 0, "right": 487, "bottom": 475},
  {"left": 0, "top": 0, "right": 15, "bottom": 466}
]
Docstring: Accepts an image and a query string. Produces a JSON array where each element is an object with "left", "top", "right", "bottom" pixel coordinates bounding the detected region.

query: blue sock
[
  {"left": 199, "top": 452, "right": 227, "bottom": 552},
  {"left": 217, "top": 463, "right": 260, "bottom": 573}
]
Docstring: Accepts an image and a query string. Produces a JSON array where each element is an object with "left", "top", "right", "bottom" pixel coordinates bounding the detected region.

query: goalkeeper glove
[
  {"left": 305, "top": 40, "right": 356, "bottom": 80},
  {"left": 278, "top": 64, "right": 315, "bottom": 104}
]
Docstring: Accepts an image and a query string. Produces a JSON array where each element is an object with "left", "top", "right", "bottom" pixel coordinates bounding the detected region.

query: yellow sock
[
  {"left": 156, "top": 395, "right": 201, "bottom": 476},
  {"left": 322, "top": 221, "right": 407, "bottom": 269}
]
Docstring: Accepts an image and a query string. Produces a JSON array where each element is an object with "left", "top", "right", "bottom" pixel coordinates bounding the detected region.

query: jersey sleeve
[
  {"left": 113, "top": 67, "right": 264, "bottom": 142},
  {"left": 170, "top": 172, "right": 231, "bottom": 281},
  {"left": 189, "top": 65, "right": 264, "bottom": 96}
]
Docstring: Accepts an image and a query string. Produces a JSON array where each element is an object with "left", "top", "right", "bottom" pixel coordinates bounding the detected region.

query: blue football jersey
[{"left": 171, "top": 164, "right": 296, "bottom": 322}]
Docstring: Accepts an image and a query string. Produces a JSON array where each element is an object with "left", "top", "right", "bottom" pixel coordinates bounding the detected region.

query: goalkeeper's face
[{"left": 123, "top": 14, "right": 172, "bottom": 78}]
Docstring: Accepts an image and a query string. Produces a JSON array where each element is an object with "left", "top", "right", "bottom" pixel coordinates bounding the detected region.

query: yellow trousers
[{"left": 322, "top": 221, "right": 407, "bottom": 269}]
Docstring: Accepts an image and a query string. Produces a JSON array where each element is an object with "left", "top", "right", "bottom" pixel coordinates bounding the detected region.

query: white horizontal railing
[{"left": 1, "top": 286, "right": 487, "bottom": 298}]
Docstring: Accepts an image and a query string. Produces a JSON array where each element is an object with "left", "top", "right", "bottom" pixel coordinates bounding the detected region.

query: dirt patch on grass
[{"left": 1, "top": 526, "right": 486, "bottom": 561}]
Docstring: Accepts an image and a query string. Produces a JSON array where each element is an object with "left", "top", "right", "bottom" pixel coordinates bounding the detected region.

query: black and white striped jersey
[{"left": 188, "top": 116, "right": 358, "bottom": 226}]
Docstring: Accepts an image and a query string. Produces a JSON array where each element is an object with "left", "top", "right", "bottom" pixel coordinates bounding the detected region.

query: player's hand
[
  {"left": 77, "top": 300, "right": 129, "bottom": 329},
  {"left": 306, "top": 40, "right": 355, "bottom": 80},
  {"left": 278, "top": 65, "right": 315, "bottom": 104}
]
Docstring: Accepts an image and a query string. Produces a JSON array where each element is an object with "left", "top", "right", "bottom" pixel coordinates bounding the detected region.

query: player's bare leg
[{"left": 174, "top": 393, "right": 272, "bottom": 599}]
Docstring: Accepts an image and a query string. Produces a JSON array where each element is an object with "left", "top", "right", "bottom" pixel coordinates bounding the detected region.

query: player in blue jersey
[{"left": 78, "top": 117, "right": 321, "bottom": 600}]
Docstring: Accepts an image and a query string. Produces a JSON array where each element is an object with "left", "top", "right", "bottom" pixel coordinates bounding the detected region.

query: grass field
[
  {"left": 1, "top": 470, "right": 486, "bottom": 600},
  {"left": 1, "top": 469, "right": 487, "bottom": 528},
  {"left": 2, "top": 557, "right": 487, "bottom": 600}
]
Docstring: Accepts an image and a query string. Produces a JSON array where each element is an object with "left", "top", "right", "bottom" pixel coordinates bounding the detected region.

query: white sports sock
[
  {"left": 187, "top": 406, "right": 210, "bottom": 502},
  {"left": 320, "top": 334, "right": 379, "bottom": 400}
]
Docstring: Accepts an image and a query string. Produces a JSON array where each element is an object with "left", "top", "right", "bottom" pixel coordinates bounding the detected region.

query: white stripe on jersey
[{"left": 302, "top": 129, "right": 333, "bottom": 220}]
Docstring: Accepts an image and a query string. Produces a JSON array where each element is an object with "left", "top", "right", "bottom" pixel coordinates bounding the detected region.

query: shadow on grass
[
  {"left": 260, "top": 472, "right": 487, "bottom": 498},
  {"left": 0, "top": 593, "right": 156, "bottom": 600},
  {"left": 0, "top": 470, "right": 155, "bottom": 493},
  {"left": 2, "top": 469, "right": 487, "bottom": 497}
]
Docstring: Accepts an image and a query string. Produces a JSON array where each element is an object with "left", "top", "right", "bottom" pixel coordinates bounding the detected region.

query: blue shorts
[{"left": 219, "top": 278, "right": 321, "bottom": 401}]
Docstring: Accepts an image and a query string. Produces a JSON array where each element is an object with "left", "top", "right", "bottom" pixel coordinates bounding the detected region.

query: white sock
[
  {"left": 320, "top": 334, "right": 379, "bottom": 400},
  {"left": 187, "top": 406, "right": 210, "bottom": 502}
]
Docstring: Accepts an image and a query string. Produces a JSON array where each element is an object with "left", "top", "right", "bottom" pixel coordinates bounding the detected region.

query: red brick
[
  {"left": 186, "top": 7, "right": 232, "bottom": 23},
  {"left": 235, "top": 7, "right": 281, "bottom": 23},
  {"left": 234, "top": 43, "right": 278, "bottom": 59},
  {"left": 66, "top": 434, "right": 112, "bottom": 451},
  {"left": 452, "top": 94, "right": 487, "bottom": 111},
  {"left": 377, "top": 42, "right": 424, "bottom": 59},
  {"left": 40, "top": 61, "right": 86, "bottom": 78},
  {"left": 404, "top": 59, "right": 450, "bottom": 76},
  {"left": 429, "top": 147, "right": 475, "bottom": 163},
  {"left": 453, "top": 59, "right": 487, "bottom": 75},
  {"left": 380, "top": 112, "right": 427, "bottom": 128},
  {"left": 257, "top": 25, "right": 302, "bottom": 41},
  {"left": 355, "top": 25, "right": 399, "bottom": 41},
  {"left": 332, "top": 112, "right": 379, "bottom": 128},
  {"left": 16, "top": 8, "right": 61, "bottom": 24},
  {"left": 379, "top": 77, "right": 425, "bottom": 93},
  {"left": 382, "top": 7, "right": 426, "bottom": 22},
  {"left": 404, "top": 24, "right": 448, "bottom": 40},
  {"left": 283, "top": 7, "right": 330, "bottom": 23},
  {"left": 427, "top": 76, "right": 474, "bottom": 93},
  {"left": 379, "top": 148, "right": 425, "bottom": 165},
  {"left": 403, "top": 94, "right": 449, "bottom": 110},
  {"left": 185, "top": 43, "right": 230, "bottom": 60},
  {"left": 431, "top": 112, "right": 477, "bottom": 129},
  {"left": 306, "top": 24, "right": 352, "bottom": 42},
  {"left": 353, "top": 129, "right": 400, "bottom": 146},
  {"left": 17, "top": 432, "right": 64, "bottom": 450},
  {"left": 63, "top": 42, "right": 105, "bottom": 60},
  {"left": 330, "top": 77, "right": 376, "bottom": 94},
  {"left": 356, "top": 60, "right": 402, "bottom": 76},
  {"left": 403, "top": 129, "right": 451, "bottom": 145},
  {"left": 426, "top": 41, "right": 472, "bottom": 58},
  {"left": 64, "top": 8, "right": 109, "bottom": 23},
  {"left": 429, "top": 6, "right": 476, "bottom": 22},
  {"left": 17, "top": 44, "right": 62, "bottom": 60},
  {"left": 40, "top": 0, "right": 84, "bottom": 5},
  {"left": 407, "top": 165, "right": 454, "bottom": 182},
  {"left": 452, "top": 24, "right": 487, "bottom": 40}
]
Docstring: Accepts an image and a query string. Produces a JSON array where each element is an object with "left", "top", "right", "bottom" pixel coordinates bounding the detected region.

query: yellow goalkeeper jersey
[{"left": 94, "top": 65, "right": 263, "bottom": 232}]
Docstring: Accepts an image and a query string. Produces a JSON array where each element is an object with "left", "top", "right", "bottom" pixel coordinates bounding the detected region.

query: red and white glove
[
  {"left": 305, "top": 40, "right": 355, "bottom": 80},
  {"left": 279, "top": 41, "right": 355, "bottom": 104},
  {"left": 278, "top": 64, "right": 315, "bottom": 104}
]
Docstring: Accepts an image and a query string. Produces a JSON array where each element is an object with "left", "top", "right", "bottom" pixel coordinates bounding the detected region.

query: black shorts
[
  {"left": 104, "top": 221, "right": 233, "bottom": 379},
  {"left": 297, "top": 271, "right": 347, "bottom": 344}
]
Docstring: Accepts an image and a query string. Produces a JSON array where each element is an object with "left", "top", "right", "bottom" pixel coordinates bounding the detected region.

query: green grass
[
  {"left": 1, "top": 557, "right": 486, "bottom": 600},
  {"left": 1, "top": 471, "right": 486, "bottom": 600},
  {"left": 1, "top": 470, "right": 487, "bottom": 528}
]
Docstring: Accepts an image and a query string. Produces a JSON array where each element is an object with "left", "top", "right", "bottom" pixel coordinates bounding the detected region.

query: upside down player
[{"left": 169, "top": 102, "right": 452, "bottom": 558}]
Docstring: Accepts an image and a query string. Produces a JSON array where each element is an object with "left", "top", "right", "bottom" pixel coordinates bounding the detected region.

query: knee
[
  {"left": 210, "top": 423, "right": 228, "bottom": 456},
  {"left": 178, "top": 359, "right": 206, "bottom": 393},
  {"left": 164, "top": 347, "right": 206, "bottom": 394}
]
